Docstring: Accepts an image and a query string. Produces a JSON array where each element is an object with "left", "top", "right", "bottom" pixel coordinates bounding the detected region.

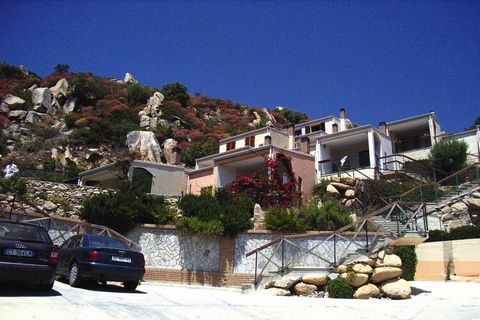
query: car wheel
[
  {"left": 36, "top": 281, "right": 54, "bottom": 291},
  {"left": 123, "top": 281, "right": 138, "bottom": 291},
  {"left": 69, "top": 263, "right": 82, "bottom": 287}
]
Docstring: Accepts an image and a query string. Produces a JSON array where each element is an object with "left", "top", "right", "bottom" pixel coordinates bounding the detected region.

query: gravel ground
[{"left": 0, "top": 280, "right": 479, "bottom": 320}]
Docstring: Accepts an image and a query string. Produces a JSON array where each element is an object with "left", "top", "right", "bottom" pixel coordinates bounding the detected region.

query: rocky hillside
[{"left": 0, "top": 63, "right": 308, "bottom": 175}]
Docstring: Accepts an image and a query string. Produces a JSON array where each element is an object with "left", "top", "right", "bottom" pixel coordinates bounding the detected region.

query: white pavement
[{"left": 0, "top": 281, "right": 479, "bottom": 320}]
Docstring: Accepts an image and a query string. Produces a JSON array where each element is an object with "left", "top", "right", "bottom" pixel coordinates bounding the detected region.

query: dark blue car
[
  {"left": 0, "top": 219, "right": 58, "bottom": 290},
  {"left": 56, "top": 234, "right": 145, "bottom": 291}
]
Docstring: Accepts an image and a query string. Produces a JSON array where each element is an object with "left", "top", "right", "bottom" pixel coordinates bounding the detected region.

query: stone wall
[
  {"left": 127, "top": 224, "right": 375, "bottom": 286},
  {"left": 127, "top": 225, "right": 220, "bottom": 272}
]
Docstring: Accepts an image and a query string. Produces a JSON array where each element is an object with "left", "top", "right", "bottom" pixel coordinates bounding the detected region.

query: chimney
[
  {"left": 170, "top": 147, "right": 182, "bottom": 165},
  {"left": 264, "top": 135, "right": 272, "bottom": 145},
  {"left": 339, "top": 107, "right": 346, "bottom": 119},
  {"left": 379, "top": 121, "right": 387, "bottom": 135},
  {"left": 285, "top": 124, "right": 295, "bottom": 149},
  {"left": 300, "top": 137, "right": 310, "bottom": 154},
  {"left": 332, "top": 123, "right": 338, "bottom": 133}
]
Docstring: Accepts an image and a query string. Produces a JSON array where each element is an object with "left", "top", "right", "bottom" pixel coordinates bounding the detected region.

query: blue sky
[{"left": 1, "top": 1, "right": 479, "bottom": 133}]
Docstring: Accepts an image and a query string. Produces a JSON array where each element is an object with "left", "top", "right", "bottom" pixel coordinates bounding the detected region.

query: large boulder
[
  {"left": 345, "top": 189, "right": 356, "bottom": 198},
  {"left": 63, "top": 98, "right": 77, "bottom": 114},
  {"left": 330, "top": 182, "right": 354, "bottom": 191},
  {"left": 3, "top": 94, "right": 25, "bottom": 106},
  {"left": 126, "top": 131, "right": 162, "bottom": 162},
  {"left": 294, "top": 282, "right": 318, "bottom": 296},
  {"left": 8, "top": 110, "right": 28, "bottom": 120},
  {"left": 25, "top": 111, "right": 52, "bottom": 125},
  {"left": 162, "top": 138, "right": 179, "bottom": 165},
  {"left": 340, "top": 272, "right": 369, "bottom": 287},
  {"left": 370, "top": 267, "right": 402, "bottom": 284},
  {"left": 32, "top": 88, "right": 52, "bottom": 111},
  {"left": 464, "top": 198, "right": 480, "bottom": 211},
  {"left": 273, "top": 276, "right": 301, "bottom": 290},
  {"left": 50, "top": 78, "right": 69, "bottom": 97},
  {"left": 124, "top": 72, "right": 138, "bottom": 84},
  {"left": 261, "top": 108, "right": 275, "bottom": 123},
  {"left": 326, "top": 184, "right": 340, "bottom": 196},
  {"left": 263, "top": 288, "right": 291, "bottom": 296},
  {"left": 336, "top": 265, "right": 348, "bottom": 274},
  {"left": 302, "top": 274, "right": 328, "bottom": 286},
  {"left": 381, "top": 279, "right": 411, "bottom": 299},
  {"left": 145, "top": 92, "right": 164, "bottom": 115},
  {"left": 374, "top": 254, "right": 402, "bottom": 268},
  {"left": 354, "top": 284, "right": 380, "bottom": 299},
  {"left": 352, "top": 263, "right": 373, "bottom": 274},
  {"left": 451, "top": 202, "right": 468, "bottom": 212},
  {"left": 342, "top": 177, "right": 356, "bottom": 186}
]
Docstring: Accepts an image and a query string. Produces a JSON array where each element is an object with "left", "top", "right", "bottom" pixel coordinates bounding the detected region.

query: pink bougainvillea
[{"left": 226, "top": 154, "right": 300, "bottom": 208}]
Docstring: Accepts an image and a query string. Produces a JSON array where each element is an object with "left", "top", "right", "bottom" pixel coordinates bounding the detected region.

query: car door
[{"left": 57, "top": 236, "right": 81, "bottom": 274}]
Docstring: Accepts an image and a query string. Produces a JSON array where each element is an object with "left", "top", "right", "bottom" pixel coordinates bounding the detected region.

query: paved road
[{"left": 0, "top": 281, "right": 479, "bottom": 320}]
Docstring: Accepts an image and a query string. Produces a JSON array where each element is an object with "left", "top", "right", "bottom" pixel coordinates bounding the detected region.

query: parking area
[{"left": 0, "top": 281, "right": 479, "bottom": 319}]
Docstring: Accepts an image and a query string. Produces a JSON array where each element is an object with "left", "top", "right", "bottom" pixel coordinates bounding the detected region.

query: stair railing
[{"left": 245, "top": 201, "right": 427, "bottom": 286}]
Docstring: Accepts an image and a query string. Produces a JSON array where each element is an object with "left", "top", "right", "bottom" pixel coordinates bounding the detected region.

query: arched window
[{"left": 131, "top": 167, "right": 153, "bottom": 193}]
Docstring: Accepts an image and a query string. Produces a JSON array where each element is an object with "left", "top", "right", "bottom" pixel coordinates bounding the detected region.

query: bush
[
  {"left": 182, "top": 139, "right": 219, "bottom": 167},
  {"left": 429, "top": 140, "right": 468, "bottom": 176},
  {"left": 161, "top": 82, "right": 190, "bottom": 107},
  {"left": 304, "top": 200, "right": 352, "bottom": 231},
  {"left": 326, "top": 277, "right": 353, "bottom": 299},
  {"left": 427, "top": 225, "right": 480, "bottom": 242},
  {"left": 127, "top": 83, "right": 151, "bottom": 107},
  {"left": 176, "top": 188, "right": 253, "bottom": 237},
  {"left": 80, "top": 184, "right": 173, "bottom": 234},
  {"left": 394, "top": 246, "right": 417, "bottom": 281},
  {"left": 264, "top": 207, "right": 308, "bottom": 232}
]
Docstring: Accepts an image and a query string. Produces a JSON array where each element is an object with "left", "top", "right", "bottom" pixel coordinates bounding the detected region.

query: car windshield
[
  {"left": 0, "top": 221, "right": 52, "bottom": 244},
  {"left": 87, "top": 235, "right": 132, "bottom": 250}
]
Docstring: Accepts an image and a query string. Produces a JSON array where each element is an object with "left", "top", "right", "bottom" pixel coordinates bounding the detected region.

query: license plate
[
  {"left": 112, "top": 256, "right": 131, "bottom": 263},
  {"left": 3, "top": 248, "right": 35, "bottom": 257}
]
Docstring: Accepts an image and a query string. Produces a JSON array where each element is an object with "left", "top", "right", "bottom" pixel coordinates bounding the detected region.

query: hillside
[{"left": 0, "top": 63, "right": 308, "bottom": 178}]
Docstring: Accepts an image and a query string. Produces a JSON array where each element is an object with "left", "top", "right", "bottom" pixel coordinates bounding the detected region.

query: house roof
[
  {"left": 293, "top": 115, "right": 338, "bottom": 128},
  {"left": 314, "top": 124, "right": 389, "bottom": 143},
  {"left": 385, "top": 112, "right": 435, "bottom": 126},
  {"left": 219, "top": 126, "right": 287, "bottom": 143},
  {"left": 78, "top": 163, "right": 117, "bottom": 177}
]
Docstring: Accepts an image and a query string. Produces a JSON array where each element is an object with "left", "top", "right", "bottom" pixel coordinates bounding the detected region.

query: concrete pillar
[
  {"left": 379, "top": 121, "right": 387, "bottom": 135},
  {"left": 285, "top": 124, "right": 295, "bottom": 149},
  {"left": 368, "top": 130, "right": 376, "bottom": 169},
  {"left": 428, "top": 115, "right": 436, "bottom": 146},
  {"left": 315, "top": 139, "right": 321, "bottom": 181}
]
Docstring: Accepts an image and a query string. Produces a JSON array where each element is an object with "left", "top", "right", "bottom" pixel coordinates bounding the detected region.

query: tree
[
  {"left": 161, "top": 82, "right": 190, "bottom": 107},
  {"left": 467, "top": 116, "right": 480, "bottom": 130},
  {"left": 429, "top": 139, "right": 468, "bottom": 175},
  {"left": 182, "top": 139, "right": 219, "bottom": 167},
  {"left": 54, "top": 64, "right": 70, "bottom": 74}
]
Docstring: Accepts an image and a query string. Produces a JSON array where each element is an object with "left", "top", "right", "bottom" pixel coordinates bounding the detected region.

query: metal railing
[
  {"left": 245, "top": 201, "right": 428, "bottom": 286},
  {"left": 0, "top": 189, "right": 140, "bottom": 250},
  {"left": 379, "top": 154, "right": 447, "bottom": 182}
]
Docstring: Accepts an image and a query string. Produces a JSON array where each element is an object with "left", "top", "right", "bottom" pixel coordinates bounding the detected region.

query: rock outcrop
[{"left": 126, "top": 131, "right": 162, "bottom": 162}]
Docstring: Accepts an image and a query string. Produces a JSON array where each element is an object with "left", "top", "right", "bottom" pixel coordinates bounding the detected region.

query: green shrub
[
  {"left": 264, "top": 207, "right": 308, "bottom": 232},
  {"left": 0, "top": 175, "right": 27, "bottom": 195},
  {"left": 161, "top": 82, "right": 190, "bottom": 107},
  {"left": 327, "top": 277, "right": 353, "bottom": 299},
  {"left": 127, "top": 83, "right": 151, "bottom": 107},
  {"left": 303, "top": 200, "right": 352, "bottom": 231},
  {"left": 176, "top": 189, "right": 253, "bottom": 237},
  {"left": 182, "top": 139, "right": 219, "bottom": 168},
  {"left": 394, "top": 246, "right": 417, "bottom": 281},
  {"left": 176, "top": 216, "right": 224, "bottom": 237},
  {"left": 80, "top": 185, "right": 173, "bottom": 234},
  {"left": 427, "top": 225, "right": 480, "bottom": 242},
  {"left": 429, "top": 140, "right": 468, "bottom": 176}
]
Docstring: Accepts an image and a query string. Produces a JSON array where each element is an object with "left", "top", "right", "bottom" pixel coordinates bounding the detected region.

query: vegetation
[
  {"left": 427, "top": 225, "right": 480, "bottom": 242},
  {"left": 429, "top": 140, "right": 468, "bottom": 176},
  {"left": 264, "top": 199, "right": 352, "bottom": 232},
  {"left": 80, "top": 183, "right": 173, "bottom": 234},
  {"left": 467, "top": 115, "right": 480, "bottom": 130},
  {"left": 0, "top": 175, "right": 27, "bottom": 195},
  {"left": 161, "top": 82, "right": 190, "bottom": 107},
  {"left": 176, "top": 188, "right": 254, "bottom": 237},
  {"left": 393, "top": 246, "right": 417, "bottom": 281},
  {"left": 326, "top": 277, "right": 353, "bottom": 299},
  {"left": 181, "top": 139, "right": 219, "bottom": 167},
  {"left": 53, "top": 64, "right": 70, "bottom": 74}
]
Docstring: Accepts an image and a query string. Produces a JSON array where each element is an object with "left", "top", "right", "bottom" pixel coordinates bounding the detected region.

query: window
[
  {"left": 245, "top": 136, "right": 255, "bottom": 147},
  {"left": 294, "top": 130, "right": 302, "bottom": 136},
  {"left": 200, "top": 186, "right": 213, "bottom": 195},
  {"left": 358, "top": 150, "right": 370, "bottom": 167},
  {"left": 311, "top": 123, "right": 325, "bottom": 133},
  {"left": 304, "top": 127, "right": 311, "bottom": 134},
  {"left": 226, "top": 141, "right": 236, "bottom": 151}
]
